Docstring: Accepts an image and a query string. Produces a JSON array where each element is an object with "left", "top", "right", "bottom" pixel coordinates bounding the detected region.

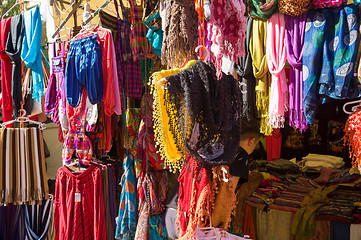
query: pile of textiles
[
  {"left": 266, "top": 159, "right": 301, "bottom": 180},
  {"left": 317, "top": 187, "right": 361, "bottom": 224},
  {"left": 246, "top": 176, "right": 320, "bottom": 213},
  {"left": 291, "top": 154, "right": 345, "bottom": 172}
]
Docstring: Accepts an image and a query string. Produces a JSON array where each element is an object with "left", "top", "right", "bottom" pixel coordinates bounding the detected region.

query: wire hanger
[
  {"left": 1, "top": 0, "right": 41, "bottom": 21},
  {"left": 343, "top": 99, "right": 361, "bottom": 114},
  {"left": 1, "top": 109, "right": 46, "bottom": 129}
]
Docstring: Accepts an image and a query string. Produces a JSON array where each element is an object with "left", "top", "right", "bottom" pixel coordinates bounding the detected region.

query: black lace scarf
[{"left": 164, "top": 61, "right": 243, "bottom": 167}]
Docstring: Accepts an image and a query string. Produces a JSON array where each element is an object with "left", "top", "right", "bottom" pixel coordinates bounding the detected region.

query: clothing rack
[
  {"left": 52, "top": 0, "right": 84, "bottom": 38},
  {"left": 81, "top": 0, "right": 111, "bottom": 27}
]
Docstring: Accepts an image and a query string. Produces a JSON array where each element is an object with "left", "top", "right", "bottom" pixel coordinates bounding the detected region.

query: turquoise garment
[
  {"left": 149, "top": 214, "right": 168, "bottom": 240},
  {"left": 21, "top": 6, "right": 43, "bottom": 103},
  {"left": 115, "top": 154, "right": 138, "bottom": 240},
  {"left": 147, "top": 28, "right": 163, "bottom": 56}
]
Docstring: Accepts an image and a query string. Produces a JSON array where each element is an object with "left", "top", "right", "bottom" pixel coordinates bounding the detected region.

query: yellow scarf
[
  {"left": 249, "top": 19, "right": 273, "bottom": 136},
  {"left": 151, "top": 60, "right": 196, "bottom": 171}
]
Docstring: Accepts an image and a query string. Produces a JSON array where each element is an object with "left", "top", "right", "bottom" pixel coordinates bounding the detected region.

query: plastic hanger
[
  {"left": 195, "top": 45, "right": 210, "bottom": 61},
  {"left": 343, "top": 99, "right": 361, "bottom": 114},
  {"left": 1, "top": 109, "right": 46, "bottom": 130},
  {"left": 1, "top": 0, "right": 41, "bottom": 21}
]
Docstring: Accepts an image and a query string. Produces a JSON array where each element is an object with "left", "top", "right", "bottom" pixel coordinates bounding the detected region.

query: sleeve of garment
[
  {"left": 109, "top": 33, "right": 123, "bottom": 115},
  {"left": 54, "top": 170, "right": 65, "bottom": 240},
  {"left": 94, "top": 169, "right": 107, "bottom": 240},
  {"left": 99, "top": 29, "right": 115, "bottom": 116}
]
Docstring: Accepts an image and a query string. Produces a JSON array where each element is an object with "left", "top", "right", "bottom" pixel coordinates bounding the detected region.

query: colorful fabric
[
  {"left": 285, "top": 14, "right": 308, "bottom": 132},
  {"left": 303, "top": 5, "right": 360, "bottom": 124},
  {"left": 0, "top": 127, "right": 49, "bottom": 205},
  {"left": 115, "top": 154, "right": 138, "bottom": 240},
  {"left": 249, "top": 0, "right": 277, "bottom": 20},
  {"left": 21, "top": 6, "right": 43, "bottom": 104},
  {"left": 177, "top": 155, "right": 210, "bottom": 239},
  {"left": 124, "top": 61, "right": 142, "bottom": 99},
  {"left": 291, "top": 185, "right": 338, "bottom": 239},
  {"left": 313, "top": 0, "right": 347, "bottom": 9},
  {"left": 209, "top": 0, "right": 246, "bottom": 78},
  {"left": 62, "top": 120, "right": 93, "bottom": 165},
  {"left": 54, "top": 164, "right": 106, "bottom": 240},
  {"left": 345, "top": 109, "right": 361, "bottom": 171},
  {"left": 151, "top": 61, "right": 196, "bottom": 171},
  {"left": 129, "top": 0, "right": 152, "bottom": 61},
  {"left": 0, "top": 17, "right": 14, "bottom": 123},
  {"left": 124, "top": 108, "right": 141, "bottom": 156},
  {"left": 278, "top": 0, "right": 311, "bottom": 16},
  {"left": 249, "top": 19, "right": 272, "bottom": 135},
  {"left": 266, "top": 13, "right": 288, "bottom": 129},
  {"left": 149, "top": 214, "right": 168, "bottom": 240}
]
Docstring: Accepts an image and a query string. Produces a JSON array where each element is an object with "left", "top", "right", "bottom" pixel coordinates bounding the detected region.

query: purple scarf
[{"left": 285, "top": 14, "right": 308, "bottom": 132}]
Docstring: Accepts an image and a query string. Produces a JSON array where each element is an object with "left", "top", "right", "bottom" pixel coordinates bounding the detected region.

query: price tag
[{"left": 75, "top": 193, "right": 81, "bottom": 202}]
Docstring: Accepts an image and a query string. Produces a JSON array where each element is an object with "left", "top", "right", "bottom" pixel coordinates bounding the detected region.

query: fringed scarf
[
  {"left": 150, "top": 60, "right": 196, "bottom": 171},
  {"left": 285, "top": 14, "right": 308, "bottom": 132},
  {"left": 266, "top": 13, "right": 288, "bottom": 129},
  {"left": 21, "top": 6, "right": 43, "bottom": 104},
  {"left": 164, "top": 61, "right": 242, "bottom": 167},
  {"left": 234, "top": 17, "right": 257, "bottom": 121},
  {"left": 161, "top": 0, "right": 198, "bottom": 68},
  {"left": 344, "top": 109, "right": 361, "bottom": 172},
  {"left": 209, "top": 0, "right": 246, "bottom": 78},
  {"left": 249, "top": 19, "right": 273, "bottom": 135}
]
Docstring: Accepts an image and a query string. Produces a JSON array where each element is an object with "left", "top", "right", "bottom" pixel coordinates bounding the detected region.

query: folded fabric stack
[
  {"left": 266, "top": 159, "right": 301, "bottom": 180},
  {"left": 291, "top": 154, "right": 345, "bottom": 172},
  {"left": 317, "top": 188, "right": 361, "bottom": 224}
]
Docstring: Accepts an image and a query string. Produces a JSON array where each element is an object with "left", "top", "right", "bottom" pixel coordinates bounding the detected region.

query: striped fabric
[
  {"left": 0, "top": 127, "right": 49, "bottom": 205},
  {"left": 130, "top": 4, "right": 152, "bottom": 61},
  {"left": 24, "top": 198, "right": 55, "bottom": 240}
]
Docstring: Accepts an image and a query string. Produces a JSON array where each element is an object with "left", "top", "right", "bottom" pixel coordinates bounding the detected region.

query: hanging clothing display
[
  {"left": 234, "top": 17, "right": 256, "bottom": 122},
  {"left": 285, "top": 13, "right": 308, "bottom": 131},
  {"left": 115, "top": 154, "right": 138, "bottom": 240},
  {"left": 54, "top": 164, "right": 107, "bottom": 240},
  {"left": 209, "top": 0, "right": 246, "bottom": 78},
  {"left": 161, "top": 0, "right": 198, "bottom": 68},
  {"left": 0, "top": 127, "right": 49, "bottom": 205},
  {"left": 164, "top": 60, "right": 242, "bottom": 167},
  {"left": 5, "top": 13, "right": 24, "bottom": 118},
  {"left": 303, "top": 4, "right": 360, "bottom": 124},
  {"left": 249, "top": 19, "right": 273, "bottom": 135},
  {"left": 21, "top": 6, "right": 43, "bottom": 104},
  {"left": 266, "top": 13, "right": 288, "bottom": 129},
  {"left": 0, "top": 17, "right": 14, "bottom": 124},
  {"left": 65, "top": 35, "right": 103, "bottom": 108}
]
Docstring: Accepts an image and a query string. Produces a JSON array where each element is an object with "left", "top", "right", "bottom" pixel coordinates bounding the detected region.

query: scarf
[
  {"left": 344, "top": 109, "right": 361, "bottom": 172},
  {"left": 278, "top": 0, "right": 311, "bottom": 16},
  {"left": 151, "top": 60, "right": 196, "bottom": 171},
  {"left": 164, "top": 61, "right": 242, "bottom": 167},
  {"left": 285, "top": 14, "right": 308, "bottom": 132},
  {"left": 267, "top": 13, "right": 288, "bottom": 129},
  {"left": 312, "top": 0, "right": 347, "bottom": 9},
  {"left": 21, "top": 6, "right": 43, "bottom": 104},
  {"left": 161, "top": 0, "right": 198, "bottom": 68},
  {"left": 177, "top": 155, "right": 210, "bottom": 239},
  {"left": 0, "top": 17, "right": 14, "bottom": 123},
  {"left": 249, "top": 0, "right": 278, "bottom": 20},
  {"left": 249, "top": 19, "right": 273, "bottom": 135},
  {"left": 234, "top": 17, "right": 256, "bottom": 121},
  {"left": 319, "top": 4, "right": 360, "bottom": 101},
  {"left": 5, "top": 14, "right": 24, "bottom": 118},
  {"left": 304, "top": 5, "right": 360, "bottom": 124},
  {"left": 209, "top": 0, "right": 246, "bottom": 78},
  {"left": 115, "top": 154, "right": 138, "bottom": 240}
]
